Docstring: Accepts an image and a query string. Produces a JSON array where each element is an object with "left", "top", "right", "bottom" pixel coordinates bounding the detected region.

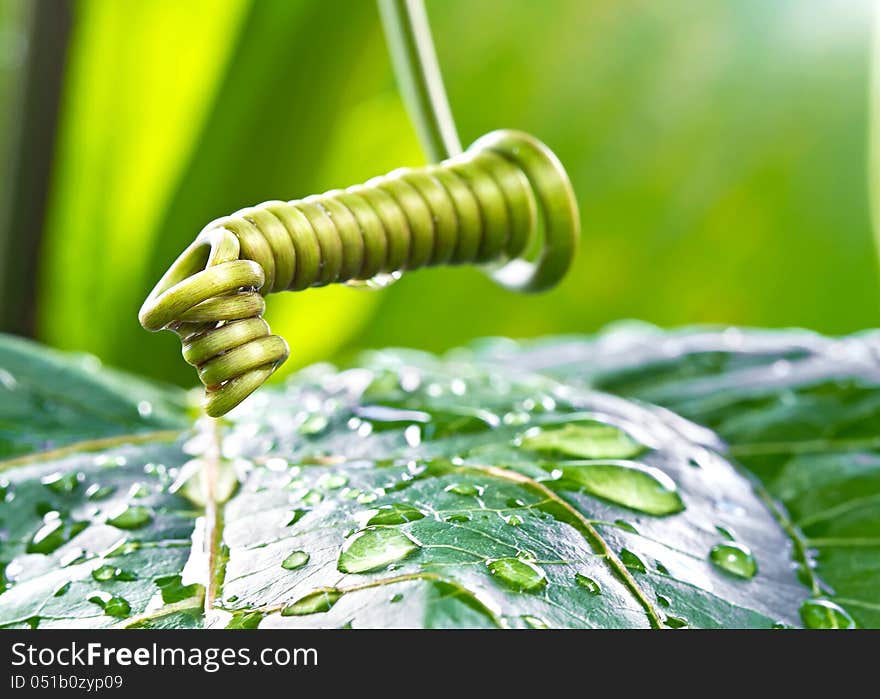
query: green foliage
[
  {"left": 1, "top": 326, "right": 876, "bottom": 628},
  {"left": 18, "top": 0, "right": 877, "bottom": 388}
]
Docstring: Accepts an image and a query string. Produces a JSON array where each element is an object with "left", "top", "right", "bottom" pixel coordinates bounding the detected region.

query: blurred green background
[{"left": 1, "top": 0, "right": 878, "bottom": 389}]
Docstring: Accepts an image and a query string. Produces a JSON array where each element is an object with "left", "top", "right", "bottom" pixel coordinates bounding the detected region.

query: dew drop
[
  {"left": 92, "top": 565, "right": 137, "bottom": 582},
  {"left": 551, "top": 461, "right": 684, "bottom": 516},
  {"left": 366, "top": 503, "right": 425, "bottom": 526},
  {"left": 486, "top": 557, "right": 547, "bottom": 592},
  {"left": 53, "top": 581, "right": 70, "bottom": 597},
  {"left": 574, "top": 573, "right": 601, "bottom": 595},
  {"left": 299, "top": 414, "right": 329, "bottom": 435},
  {"left": 445, "top": 514, "right": 470, "bottom": 523},
  {"left": 89, "top": 591, "right": 131, "bottom": 618},
  {"left": 107, "top": 505, "right": 152, "bottom": 530},
  {"left": 664, "top": 615, "right": 688, "bottom": 629},
  {"left": 709, "top": 542, "right": 757, "bottom": 580},
  {"left": 281, "top": 551, "right": 310, "bottom": 570},
  {"left": 518, "top": 421, "right": 645, "bottom": 459},
  {"left": 317, "top": 473, "right": 348, "bottom": 490},
  {"left": 445, "top": 483, "right": 483, "bottom": 497},
  {"left": 286, "top": 509, "right": 308, "bottom": 527},
  {"left": 390, "top": 593, "right": 403, "bottom": 603},
  {"left": 356, "top": 492, "right": 378, "bottom": 504},
  {"left": 137, "top": 400, "right": 153, "bottom": 417},
  {"left": 503, "top": 514, "right": 523, "bottom": 527},
  {"left": 799, "top": 599, "right": 856, "bottom": 629},
  {"left": 86, "top": 484, "right": 115, "bottom": 501},
  {"left": 337, "top": 528, "right": 420, "bottom": 574},
  {"left": 620, "top": 548, "right": 647, "bottom": 573},
  {"left": 282, "top": 588, "right": 342, "bottom": 616},
  {"left": 41, "top": 471, "right": 83, "bottom": 494}
]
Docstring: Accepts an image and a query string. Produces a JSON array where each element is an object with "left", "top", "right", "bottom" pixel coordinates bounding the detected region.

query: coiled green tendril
[{"left": 139, "top": 129, "right": 579, "bottom": 417}]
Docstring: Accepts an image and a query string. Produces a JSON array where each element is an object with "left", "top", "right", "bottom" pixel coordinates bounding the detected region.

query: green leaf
[
  {"left": 481, "top": 323, "right": 880, "bottom": 628},
  {"left": 2, "top": 327, "right": 877, "bottom": 628}
]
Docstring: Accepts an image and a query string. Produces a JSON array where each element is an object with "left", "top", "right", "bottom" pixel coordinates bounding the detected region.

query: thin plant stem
[{"left": 377, "top": 0, "right": 461, "bottom": 161}]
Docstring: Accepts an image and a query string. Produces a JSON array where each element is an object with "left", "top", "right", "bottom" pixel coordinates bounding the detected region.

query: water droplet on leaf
[
  {"left": 337, "top": 528, "right": 420, "bottom": 573},
  {"left": 799, "top": 599, "right": 855, "bottom": 629},
  {"left": 366, "top": 503, "right": 425, "bottom": 526},
  {"left": 551, "top": 461, "right": 684, "bottom": 516},
  {"left": 709, "top": 542, "right": 757, "bottom": 580},
  {"left": 486, "top": 557, "right": 547, "bottom": 592},
  {"left": 282, "top": 589, "right": 342, "bottom": 616},
  {"left": 281, "top": 551, "right": 310, "bottom": 570},
  {"left": 575, "top": 573, "right": 601, "bottom": 595}
]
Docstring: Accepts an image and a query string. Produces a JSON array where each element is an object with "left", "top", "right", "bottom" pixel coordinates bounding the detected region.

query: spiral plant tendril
[{"left": 139, "top": 130, "right": 579, "bottom": 417}]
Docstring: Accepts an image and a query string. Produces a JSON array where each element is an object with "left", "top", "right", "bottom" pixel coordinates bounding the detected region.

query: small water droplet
[
  {"left": 620, "top": 548, "right": 647, "bottom": 573},
  {"left": 551, "top": 461, "right": 684, "bottom": 516},
  {"left": 664, "top": 615, "right": 688, "bottom": 629},
  {"left": 317, "top": 473, "right": 348, "bottom": 490},
  {"left": 518, "top": 422, "right": 645, "bottom": 459},
  {"left": 390, "top": 593, "right": 403, "bottom": 603},
  {"left": 575, "top": 573, "right": 601, "bottom": 595},
  {"left": 709, "top": 542, "right": 757, "bottom": 580},
  {"left": 85, "top": 484, "right": 115, "bottom": 501},
  {"left": 366, "top": 503, "right": 425, "bottom": 526},
  {"left": 89, "top": 591, "right": 131, "bottom": 618},
  {"left": 282, "top": 588, "right": 342, "bottom": 616},
  {"left": 445, "top": 483, "right": 484, "bottom": 497},
  {"left": 356, "top": 492, "right": 378, "bottom": 504},
  {"left": 657, "top": 594, "right": 671, "bottom": 607},
  {"left": 503, "top": 514, "right": 523, "bottom": 526},
  {"left": 614, "top": 519, "right": 639, "bottom": 534},
  {"left": 799, "top": 599, "right": 855, "bottom": 629},
  {"left": 302, "top": 489, "right": 323, "bottom": 505},
  {"left": 53, "top": 581, "right": 71, "bottom": 597},
  {"left": 445, "top": 514, "right": 470, "bottom": 523},
  {"left": 107, "top": 505, "right": 152, "bottom": 530},
  {"left": 715, "top": 525, "right": 736, "bottom": 541},
  {"left": 42, "top": 471, "right": 83, "bottom": 494},
  {"left": 281, "top": 551, "right": 310, "bottom": 570},
  {"left": 137, "top": 400, "right": 153, "bottom": 417},
  {"left": 92, "top": 565, "right": 137, "bottom": 582},
  {"left": 486, "top": 558, "right": 547, "bottom": 592},
  {"left": 337, "top": 528, "right": 420, "bottom": 574},
  {"left": 299, "top": 414, "right": 329, "bottom": 435}
]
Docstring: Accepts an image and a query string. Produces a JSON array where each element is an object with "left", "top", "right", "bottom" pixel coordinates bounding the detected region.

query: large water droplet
[
  {"left": 799, "top": 599, "right": 855, "bottom": 629},
  {"left": 337, "top": 528, "right": 420, "bottom": 574},
  {"left": 709, "top": 542, "right": 757, "bottom": 580},
  {"left": 366, "top": 503, "right": 425, "bottom": 526},
  {"left": 551, "top": 461, "right": 684, "bottom": 516},
  {"left": 282, "top": 588, "right": 342, "bottom": 616},
  {"left": 486, "top": 558, "right": 547, "bottom": 592},
  {"left": 281, "top": 551, "right": 310, "bottom": 570},
  {"left": 107, "top": 505, "right": 152, "bottom": 530},
  {"left": 89, "top": 591, "right": 131, "bottom": 618},
  {"left": 575, "top": 573, "right": 601, "bottom": 595},
  {"left": 92, "top": 565, "right": 137, "bottom": 582},
  {"left": 518, "top": 421, "right": 645, "bottom": 459}
]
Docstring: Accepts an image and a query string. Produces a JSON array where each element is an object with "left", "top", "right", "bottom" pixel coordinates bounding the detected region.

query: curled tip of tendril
[{"left": 139, "top": 129, "right": 580, "bottom": 417}]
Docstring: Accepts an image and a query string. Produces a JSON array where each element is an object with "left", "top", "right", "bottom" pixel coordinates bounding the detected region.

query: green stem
[{"left": 377, "top": 0, "right": 461, "bottom": 161}]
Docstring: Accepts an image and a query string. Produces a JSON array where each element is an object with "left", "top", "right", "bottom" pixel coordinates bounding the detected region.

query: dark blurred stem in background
[{"left": 0, "top": 0, "right": 71, "bottom": 336}]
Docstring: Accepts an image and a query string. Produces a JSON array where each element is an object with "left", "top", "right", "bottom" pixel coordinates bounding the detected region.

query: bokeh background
[{"left": 1, "top": 0, "right": 878, "bottom": 389}]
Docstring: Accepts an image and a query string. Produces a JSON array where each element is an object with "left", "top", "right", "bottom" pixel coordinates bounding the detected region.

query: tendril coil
[{"left": 139, "top": 130, "right": 579, "bottom": 417}]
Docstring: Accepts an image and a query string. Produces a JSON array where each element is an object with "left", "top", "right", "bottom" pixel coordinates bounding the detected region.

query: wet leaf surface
[{"left": 2, "top": 328, "right": 876, "bottom": 628}]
